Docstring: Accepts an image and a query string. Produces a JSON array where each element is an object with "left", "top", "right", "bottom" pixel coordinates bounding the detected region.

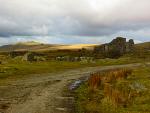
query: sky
[{"left": 0, "top": 0, "right": 150, "bottom": 45}]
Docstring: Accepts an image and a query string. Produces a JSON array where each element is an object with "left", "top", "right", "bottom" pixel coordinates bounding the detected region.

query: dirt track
[{"left": 0, "top": 63, "right": 141, "bottom": 113}]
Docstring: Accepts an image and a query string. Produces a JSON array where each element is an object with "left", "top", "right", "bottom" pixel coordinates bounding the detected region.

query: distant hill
[
  {"left": 133, "top": 42, "right": 150, "bottom": 59},
  {"left": 0, "top": 41, "right": 97, "bottom": 52},
  {"left": 0, "top": 40, "right": 149, "bottom": 52},
  {"left": 16, "top": 41, "right": 42, "bottom": 46},
  {"left": 134, "top": 42, "right": 150, "bottom": 50}
]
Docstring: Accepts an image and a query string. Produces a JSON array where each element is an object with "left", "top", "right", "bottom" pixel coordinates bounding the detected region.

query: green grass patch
[{"left": 0, "top": 56, "right": 148, "bottom": 80}]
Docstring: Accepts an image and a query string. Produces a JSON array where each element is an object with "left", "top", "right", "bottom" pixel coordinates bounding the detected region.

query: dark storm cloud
[{"left": 0, "top": 0, "right": 150, "bottom": 44}]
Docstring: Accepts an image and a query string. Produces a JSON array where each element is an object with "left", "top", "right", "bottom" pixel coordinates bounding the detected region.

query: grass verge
[{"left": 75, "top": 65, "right": 150, "bottom": 113}]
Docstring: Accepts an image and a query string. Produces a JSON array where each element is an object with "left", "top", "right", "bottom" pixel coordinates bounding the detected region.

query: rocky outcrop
[{"left": 94, "top": 37, "right": 134, "bottom": 58}]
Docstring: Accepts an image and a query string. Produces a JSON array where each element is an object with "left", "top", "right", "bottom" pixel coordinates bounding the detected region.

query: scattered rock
[
  {"left": 22, "top": 52, "right": 46, "bottom": 62},
  {"left": 56, "top": 56, "right": 94, "bottom": 62},
  {"left": 55, "top": 107, "right": 67, "bottom": 111},
  {"left": 22, "top": 52, "right": 36, "bottom": 62}
]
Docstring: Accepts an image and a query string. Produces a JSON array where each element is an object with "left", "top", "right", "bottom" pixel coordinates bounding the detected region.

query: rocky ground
[{"left": 0, "top": 63, "right": 141, "bottom": 113}]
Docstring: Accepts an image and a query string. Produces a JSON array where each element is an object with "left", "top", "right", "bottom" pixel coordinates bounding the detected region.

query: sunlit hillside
[{"left": 0, "top": 42, "right": 98, "bottom": 52}]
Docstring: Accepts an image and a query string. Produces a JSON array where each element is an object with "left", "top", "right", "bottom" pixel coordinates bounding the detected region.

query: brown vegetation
[
  {"left": 88, "top": 68, "right": 133, "bottom": 106},
  {"left": 88, "top": 68, "right": 132, "bottom": 87},
  {"left": 88, "top": 72, "right": 102, "bottom": 89}
]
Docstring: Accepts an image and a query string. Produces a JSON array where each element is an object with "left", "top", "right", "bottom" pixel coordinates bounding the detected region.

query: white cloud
[{"left": 0, "top": 0, "right": 150, "bottom": 45}]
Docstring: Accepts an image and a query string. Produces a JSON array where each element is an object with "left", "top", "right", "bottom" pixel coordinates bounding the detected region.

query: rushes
[
  {"left": 88, "top": 68, "right": 132, "bottom": 88},
  {"left": 88, "top": 68, "right": 133, "bottom": 106},
  {"left": 88, "top": 72, "right": 102, "bottom": 89},
  {"left": 104, "top": 83, "right": 129, "bottom": 107},
  {"left": 103, "top": 68, "right": 132, "bottom": 83}
]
